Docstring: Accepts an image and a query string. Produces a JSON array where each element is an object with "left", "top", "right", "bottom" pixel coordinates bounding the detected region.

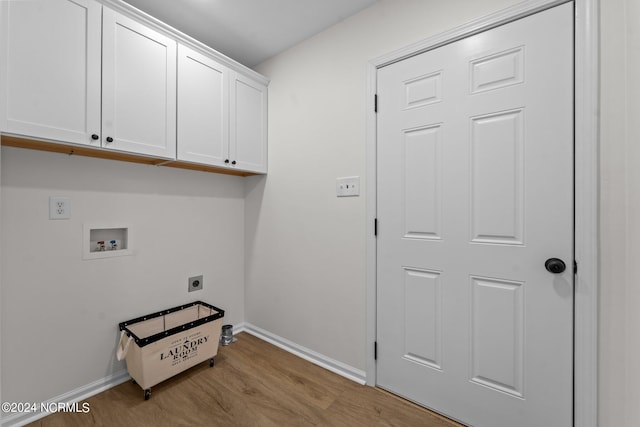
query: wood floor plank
[
  {"left": 224, "top": 335, "right": 345, "bottom": 410},
  {"left": 28, "top": 332, "right": 463, "bottom": 427}
]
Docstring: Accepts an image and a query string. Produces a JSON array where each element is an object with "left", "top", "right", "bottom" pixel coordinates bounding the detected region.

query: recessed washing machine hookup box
[{"left": 117, "top": 301, "right": 225, "bottom": 400}]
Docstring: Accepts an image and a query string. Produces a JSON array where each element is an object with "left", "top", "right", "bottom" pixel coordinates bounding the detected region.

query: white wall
[
  {"left": 624, "top": 1, "right": 640, "bottom": 423},
  {"left": 0, "top": 146, "right": 245, "bottom": 404},
  {"left": 248, "top": 0, "right": 640, "bottom": 425},
  {"left": 246, "top": 0, "right": 520, "bottom": 374},
  {"left": 600, "top": 0, "right": 640, "bottom": 425},
  {"left": 0, "top": 142, "right": 3, "bottom": 409},
  {"left": 2, "top": 1, "right": 638, "bottom": 425}
]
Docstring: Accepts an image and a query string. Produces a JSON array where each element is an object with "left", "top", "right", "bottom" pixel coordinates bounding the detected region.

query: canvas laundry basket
[{"left": 117, "top": 301, "right": 224, "bottom": 400}]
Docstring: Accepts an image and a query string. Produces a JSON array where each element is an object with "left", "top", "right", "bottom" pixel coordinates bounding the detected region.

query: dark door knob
[
  {"left": 106, "top": 136, "right": 114, "bottom": 143},
  {"left": 91, "top": 134, "right": 99, "bottom": 140},
  {"left": 231, "top": 160, "right": 236, "bottom": 165},
  {"left": 545, "top": 258, "right": 566, "bottom": 274},
  {"left": 224, "top": 159, "right": 230, "bottom": 164}
]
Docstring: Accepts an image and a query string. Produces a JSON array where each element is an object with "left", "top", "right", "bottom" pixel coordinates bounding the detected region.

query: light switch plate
[{"left": 336, "top": 176, "right": 360, "bottom": 197}]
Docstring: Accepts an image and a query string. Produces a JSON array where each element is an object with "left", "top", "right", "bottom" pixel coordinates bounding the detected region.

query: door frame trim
[{"left": 364, "top": 1, "right": 599, "bottom": 426}]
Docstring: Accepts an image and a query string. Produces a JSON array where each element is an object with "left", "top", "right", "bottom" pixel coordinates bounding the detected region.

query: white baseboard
[
  {"left": 1, "top": 322, "right": 365, "bottom": 426},
  {"left": 0, "top": 369, "right": 130, "bottom": 427},
  {"left": 231, "top": 321, "right": 247, "bottom": 334},
  {"left": 242, "top": 323, "right": 367, "bottom": 385}
]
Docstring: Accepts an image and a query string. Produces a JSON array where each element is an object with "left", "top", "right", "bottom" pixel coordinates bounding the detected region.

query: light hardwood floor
[{"left": 29, "top": 332, "right": 463, "bottom": 426}]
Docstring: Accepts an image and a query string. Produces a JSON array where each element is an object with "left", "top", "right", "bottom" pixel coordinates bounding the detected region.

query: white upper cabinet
[
  {"left": 102, "top": 8, "right": 176, "bottom": 159},
  {"left": 177, "top": 46, "right": 268, "bottom": 173},
  {"left": 1, "top": 0, "right": 267, "bottom": 173},
  {"left": 177, "top": 44, "right": 229, "bottom": 166},
  {"left": 0, "top": 0, "right": 102, "bottom": 145},
  {"left": 230, "top": 71, "right": 268, "bottom": 173}
]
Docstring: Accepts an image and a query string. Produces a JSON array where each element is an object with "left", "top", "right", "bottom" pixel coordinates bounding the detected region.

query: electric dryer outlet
[{"left": 188, "top": 275, "right": 203, "bottom": 292}]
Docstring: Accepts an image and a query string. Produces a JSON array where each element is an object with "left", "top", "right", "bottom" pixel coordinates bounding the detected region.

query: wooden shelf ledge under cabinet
[{"left": 0, "top": 134, "right": 258, "bottom": 177}]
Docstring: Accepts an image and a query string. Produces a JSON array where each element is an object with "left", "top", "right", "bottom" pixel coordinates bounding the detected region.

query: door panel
[
  {"left": 470, "top": 276, "right": 524, "bottom": 398},
  {"left": 376, "top": 4, "right": 574, "bottom": 427},
  {"left": 403, "top": 267, "right": 442, "bottom": 370},
  {"left": 470, "top": 109, "right": 524, "bottom": 244},
  {"left": 403, "top": 125, "right": 443, "bottom": 239}
]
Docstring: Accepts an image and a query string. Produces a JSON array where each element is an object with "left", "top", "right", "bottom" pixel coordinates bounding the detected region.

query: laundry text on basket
[{"left": 160, "top": 336, "right": 210, "bottom": 362}]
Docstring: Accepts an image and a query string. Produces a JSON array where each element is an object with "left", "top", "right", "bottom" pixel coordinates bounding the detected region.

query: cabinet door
[
  {"left": 0, "top": 0, "right": 101, "bottom": 145},
  {"left": 229, "top": 72, "right": 268, "bottom": 173},
  {"left": 177, "top": 44, "right": 229, "bottom": 166},
  {"left": 102, "top": 8, "right": 176, "bottom": 159}
]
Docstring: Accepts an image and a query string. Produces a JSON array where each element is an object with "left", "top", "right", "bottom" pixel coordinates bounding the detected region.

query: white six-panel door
[{"left": 376, "top": 4, "right": 574, "bottom": 426}]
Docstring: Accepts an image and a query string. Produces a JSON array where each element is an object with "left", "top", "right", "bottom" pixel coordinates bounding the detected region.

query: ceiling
[{"left": 123, "top": 0, "right": 379, "bottom": 68}]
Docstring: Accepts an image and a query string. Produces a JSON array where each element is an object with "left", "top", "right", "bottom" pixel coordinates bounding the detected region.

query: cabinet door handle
[
  {"left": 231, "top": 160, "right": 237, "bottom": 165},
  {"left": 106, "top": 136, "right": 114, "bottom": 143},
  {"left": 224, "top": 159, "right": 230, "bottom": 164},
  {"left": 91, "top": 134, "right": 99, "bottom": 140}
]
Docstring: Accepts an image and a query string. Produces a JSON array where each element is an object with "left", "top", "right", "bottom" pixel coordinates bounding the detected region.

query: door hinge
[
  {"left": 374, "top": 218, "right": 378, "bottom": 236},
  {"left": 374, "top": 94, "right": 378, "bottom": 113},
  {"left": 374, "top": 341, "right": 377, "bottom": 360},
  {"left": 573, "top": 260, "right": 578, "bottom": 274}
]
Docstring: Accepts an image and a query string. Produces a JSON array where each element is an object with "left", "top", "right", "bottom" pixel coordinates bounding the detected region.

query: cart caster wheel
[
  {"left": 209, "top": 358, "right": 214, "bottom": 367},
  {"left": 144, "top": 389, "right": 150, "bottom": 400}
]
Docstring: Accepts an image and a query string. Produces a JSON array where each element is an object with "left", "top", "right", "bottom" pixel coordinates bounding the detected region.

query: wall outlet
[
  {"left": 336, "top": 176, "right": 360, "bottom": 197},
  {"left": 49, "top": 197, "right": 71, "bottom": 220},
  {"left": 188, "top": 275, "right": 203, "bottom": 292}
]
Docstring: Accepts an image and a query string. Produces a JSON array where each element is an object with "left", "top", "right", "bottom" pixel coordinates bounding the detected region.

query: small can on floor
[{"left": 220, "top": 324, "right": 237, "bottom": 345}]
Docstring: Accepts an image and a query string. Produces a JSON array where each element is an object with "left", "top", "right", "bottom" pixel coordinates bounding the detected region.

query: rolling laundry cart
[{"left": 117, "top": 301, "right": 225, "bottom": 400}]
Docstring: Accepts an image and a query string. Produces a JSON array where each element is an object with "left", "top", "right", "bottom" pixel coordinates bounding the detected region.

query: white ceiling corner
[{"left": 123, "top": 0, "right": 379, "bottom": 68}]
